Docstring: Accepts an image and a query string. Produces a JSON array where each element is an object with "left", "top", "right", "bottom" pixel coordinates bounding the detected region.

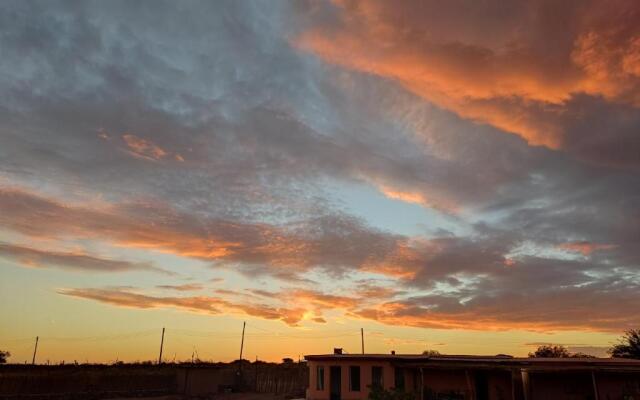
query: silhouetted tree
[
  {"left": 529, "top": 345, "right": 571, "bottom": 358},
  {"left": 609, "top": 329, "right": 640, "bottom": 359},
  {"left": 0, "top": 350, "right": 10, "bottom": 364},
  {"left": 571, "top": 352, "right": 596, "bottom": 358},
  {"left": 422, "top": 350, "right": 440, "bottom": 356}
]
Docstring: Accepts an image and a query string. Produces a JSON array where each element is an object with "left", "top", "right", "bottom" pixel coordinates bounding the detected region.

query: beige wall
[
  {"left": 307, "top": 362, "right": 513, "bottom": 400},
  {"left": 307, "top": 360, "right": 395, "bottom": 400}
]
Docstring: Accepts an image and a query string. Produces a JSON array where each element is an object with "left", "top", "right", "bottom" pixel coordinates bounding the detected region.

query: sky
[{"left": 1, "top": 0, "right": 639, "bottom": 363}]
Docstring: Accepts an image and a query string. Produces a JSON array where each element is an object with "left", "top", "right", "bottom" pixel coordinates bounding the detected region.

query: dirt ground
[{"left": 107, "top": 393, "right": 305, "bottom": 400}]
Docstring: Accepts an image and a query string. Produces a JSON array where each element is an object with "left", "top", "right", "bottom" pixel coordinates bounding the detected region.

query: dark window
[
  {"left": 349, "top": 366, "right": 361, "bottom": 391},
  {"left": 394, "top": 367, "right": 405, "bottom": 390},
  {"left": 330, "top": 366, "right": 342, "bottom": 400},
  {"left": 474, "top": 371, "right": 488, "bottom": 400},
  {"left": 317, "top": 366, "right": 325, "bottom": 390},
  {"left": 372, "top": 366, "right": 383, "bottom": 389}
]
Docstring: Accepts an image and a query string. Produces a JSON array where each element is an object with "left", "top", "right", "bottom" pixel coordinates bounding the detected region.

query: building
[{"left": 305, "top": 352, "right": 640, "bottom": 400}]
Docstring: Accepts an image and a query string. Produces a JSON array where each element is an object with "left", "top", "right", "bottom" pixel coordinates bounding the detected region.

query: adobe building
[{"left": 305, "top": 352, "right": 640, "bottom": 400}]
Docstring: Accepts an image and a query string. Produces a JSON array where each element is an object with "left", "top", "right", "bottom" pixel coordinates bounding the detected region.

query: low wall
[
  {"left": 0, "top": 362, "right": 308, "bottom": 399},
  {"left": 0, "top": 365, "right": 178, "bottom": 399}
]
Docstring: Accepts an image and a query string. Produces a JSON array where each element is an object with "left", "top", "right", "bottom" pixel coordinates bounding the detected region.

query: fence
[{"left": 0, "top": 361, "right": 308, "bottom": 399}]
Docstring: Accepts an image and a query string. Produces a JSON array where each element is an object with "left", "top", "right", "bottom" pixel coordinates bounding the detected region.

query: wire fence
[{"left": 1, "top": 324, "right": 365, "bottom": 364}]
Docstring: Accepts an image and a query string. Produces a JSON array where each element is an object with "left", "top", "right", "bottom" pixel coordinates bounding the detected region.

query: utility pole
[
  {"left": 361, "top": 328, "right": 364, "bottom": 354},
  {"left": 237, "top": 322, "right": 246, "bottom": 388},
  {"left": 32, "top": 336, "right": 39, "bottom": 365},
  {"left": 239, "top": 321, "right": 246, "bottom": 362},
  {"left": 158, "top": 327, "right": 165, "bottom": 365}
]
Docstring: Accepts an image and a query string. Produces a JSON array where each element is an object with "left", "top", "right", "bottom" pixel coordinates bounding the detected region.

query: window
[
  {"left": 349, "top": 366, "right": 361, "bottom": 391},
  {"left": 317, "top": 366, "right": 325, "bottom": 390},
  {"left": 372, "top": 366, "right": 383, "bottom": 389},
  {"left": 394, "top": 367, "right": 405, "bottom": 390}
]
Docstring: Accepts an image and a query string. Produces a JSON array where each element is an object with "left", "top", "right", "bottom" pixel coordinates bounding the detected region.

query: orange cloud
[
  {"left": 297, "top": 0, "right": 640, "bottom": 149},
  {"left": 121, "top": 134, "right": 187, "bottom": 163},
  {"left": 156, "top": 283, "right": 204, "bottom": 291},
  {"left": 288, "top": 289, "right": 359, "bottom": 310},
  {"left": 61, "top": 278, "right": 640, "bottom": 332},
  {"left": 122, "top": 134, "right": 169, "bottom": 161},
  {"left": 58, "top": 286, "right": 372, "bottom": 328},
  {"left": 0, "top": 242, "right": 169, "bottom": 274},
  {"left": 59, "top": 287, "right": 315, "bottom": 327},
  {"left": 557, "top": 241, "right": 618, "bottom": 256},
  {"left": 376, "top": 183, "right": 457, "bottom": 213}
]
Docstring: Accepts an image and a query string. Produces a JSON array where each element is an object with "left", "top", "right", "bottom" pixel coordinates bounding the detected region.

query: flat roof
[{"left": 304, "top": 354, "right": 640, "bottom": 371}]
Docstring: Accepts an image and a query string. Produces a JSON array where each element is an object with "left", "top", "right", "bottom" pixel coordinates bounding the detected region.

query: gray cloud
[{"left": 0, "top": 0, "right": 639, "bottom": 334}]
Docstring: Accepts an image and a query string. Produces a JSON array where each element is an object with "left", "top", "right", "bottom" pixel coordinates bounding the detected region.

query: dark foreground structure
[
  {"left": 0, "top": 361, "right": 307, "bottom": 399},
  {"left": 305, "top": 353, "right": 640, "bottom": 400}
]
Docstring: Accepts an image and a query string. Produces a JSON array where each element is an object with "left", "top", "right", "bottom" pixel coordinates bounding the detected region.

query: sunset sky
[{"left": 1, "top": 0, "right": 640, "bottom": 363}]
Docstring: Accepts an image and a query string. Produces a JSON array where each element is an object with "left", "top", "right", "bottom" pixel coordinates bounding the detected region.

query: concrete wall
[
  {"left": 422, "top": 369, "right": 510, "bottom": 400},
  {"left": 594, "top": 371, "right": 640, "bottom": 399},
  {"left": 422, "top": 369, "right": 468, "bottom": 399},
  {"left": 528, "top": 372, "right": 593, "bottom": 400},
  {"left": 486, "top": 371, "right": 512, "bottom": 400},
  {"left": 0, "top": 365, "right": 178, "bottom": 397},
  {"left": 527, "top": 370, "right": 640, "bottom": 400},
  {"left": 0, "top": 362, "right": 307, "bottom": 399},
  {"left": 176, "top": 367, "right": 237, "bottom": 396}
]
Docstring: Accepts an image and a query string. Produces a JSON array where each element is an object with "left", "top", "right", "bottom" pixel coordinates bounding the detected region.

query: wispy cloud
[
  {"left": 156, "top": 283, "right": 204, "bottom": 292},
  {"left": 0, "top": 242, "right": 169, "bottom": 275},
  {"left": 59, "top": 287, "right": 311, "bottom": 327}
]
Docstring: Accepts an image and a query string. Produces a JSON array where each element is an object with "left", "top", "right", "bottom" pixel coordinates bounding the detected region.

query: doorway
[
  {"left": 474, "top": 371, "right": 489, "bottom": 400},
  {"left": 330, "top": 366, "right": 342, "bottom": 400}
]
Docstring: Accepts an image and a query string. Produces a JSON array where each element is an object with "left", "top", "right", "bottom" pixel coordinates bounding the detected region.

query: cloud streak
[
  {"left": 59, "top": 287, "right": 325, "bottom": 327},
  {"left": 0, "top": 242, "right": 169, "bottom": 274}
]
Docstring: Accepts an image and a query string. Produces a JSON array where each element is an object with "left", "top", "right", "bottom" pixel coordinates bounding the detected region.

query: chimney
[
  {"left": 334, "top": 348, "right": 343, "bottom": 355},
  {"left": 391, "top": 350, "right": 396, "bottom": 355}
]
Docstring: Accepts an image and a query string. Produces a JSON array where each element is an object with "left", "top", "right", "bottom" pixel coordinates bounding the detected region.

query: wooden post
[
  {"left": 32, "top": 336, "right": 39, "bottom": 365},
  {"left": 158, "top": 327, "right": 165, "bottom": 364},
  {"left": 591, "top": 371, "right": 599, "bottom": 400},
  {"left": 255, "top": 356, "right": 259, "bottom": 392},
  {"left": 520, "top": 370, "right": 530, "bottom": 400},
  {"left": 183, "top": 367, "right": 190, "bottom": 395},
  {"left": 237, "top": 321, "right": 246, "bottom": 389},
  {"left": 465, "top": 370, "right": 474, "bottom": 400},
  {"left": 420, "top": 367, "right": 424, "bottom": 400},
  {"left": 239, "top": 322, "right": 246, "bottom": 362}
]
